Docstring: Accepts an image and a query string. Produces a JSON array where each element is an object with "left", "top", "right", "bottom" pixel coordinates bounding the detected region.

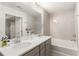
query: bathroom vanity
[
  {"left": 0, "top": 36, "right": 51, "bottom": 56},
  {"left": 23, "top": 38, "right": 51, "bottom": 56}
]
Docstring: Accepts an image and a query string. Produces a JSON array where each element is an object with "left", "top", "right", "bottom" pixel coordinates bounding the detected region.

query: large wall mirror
[{"left": 5, "top": 14, "right": 23, "bottom": 39}]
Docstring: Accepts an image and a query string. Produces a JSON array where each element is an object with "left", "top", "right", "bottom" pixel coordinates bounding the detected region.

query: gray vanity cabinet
[
  {"left": 23, "top": 47, "right": 39, "bottom": 56},
  {"left": 45, "top": 39, "right": 51, "bottom": 56},
  {"left": 23, "top": 39, "right": 51, "bottom": 56},
  {"left": 39, "top": 42, "right": 46, "bottom": 56}
]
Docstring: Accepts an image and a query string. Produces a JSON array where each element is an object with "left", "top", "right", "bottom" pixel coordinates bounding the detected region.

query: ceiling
[
  {"left": 0, "top": 2, "right": 41, "bottom": 17},
  {"left": 0, "top": 2, "right": 76, "bottom": 15},
  {"left": 37, "top": 2, "right": 76, "bottom": 14}
]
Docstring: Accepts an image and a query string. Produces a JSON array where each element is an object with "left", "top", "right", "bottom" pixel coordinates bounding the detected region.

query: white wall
[
  {"left": 42, "top": 10, "right": 50, "bottom": 36},
  {"left": 76, "top": 2, "right": 79, "bottom": 55},
  {"left": 50, "top": 10, "right": 75, "bottom": 40},
  {"left": 0, "top": 4, "right": 37, "bottom": 36}
]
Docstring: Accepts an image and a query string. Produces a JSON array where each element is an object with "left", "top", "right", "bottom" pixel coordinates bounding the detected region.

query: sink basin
[{"left": 11, "top": 42, "right": 32, "bottom": 49}]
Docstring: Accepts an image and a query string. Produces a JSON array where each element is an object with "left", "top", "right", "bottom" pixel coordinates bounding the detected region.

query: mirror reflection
[{"left": 5, "top": 14, "right": 22, "bottom": 39}]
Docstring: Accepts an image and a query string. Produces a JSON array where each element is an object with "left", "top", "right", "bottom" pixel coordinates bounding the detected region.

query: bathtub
[{"left": 51, "top": 38, "right": 78, "bottom": 56}]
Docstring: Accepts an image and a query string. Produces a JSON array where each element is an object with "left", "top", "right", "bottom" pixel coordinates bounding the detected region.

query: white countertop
[{"left": 0, "top": 35, "right": 51, "bottom": 56}]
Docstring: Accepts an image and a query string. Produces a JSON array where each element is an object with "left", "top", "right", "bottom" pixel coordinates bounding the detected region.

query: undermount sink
[{"left": 11, "top": 42, "right": 32, "bottom": 49}]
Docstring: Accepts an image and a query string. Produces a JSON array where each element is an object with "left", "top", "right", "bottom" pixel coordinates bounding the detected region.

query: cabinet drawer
[{"left": 24, "top": 47, "right": 39, "bottom": 56}]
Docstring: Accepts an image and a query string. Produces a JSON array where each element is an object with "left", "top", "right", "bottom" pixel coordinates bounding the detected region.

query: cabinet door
[
  {"left": 0, "top": 52, "right": 3, "bottom": 56},
  {"left": 34, "top": 53, "right": 39, "bottom": 56},
  {"left": 40, "top": 48, "right": 45, "bottom": 56},
  {"left": 39, "top": 42, "right": 45, "bottom": 56},
  {"left": 24, "top": 47, "right": 39, "bottom": 56},
  {"left": 45, "top": 39, "right": 51, "bottom": 56}
]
